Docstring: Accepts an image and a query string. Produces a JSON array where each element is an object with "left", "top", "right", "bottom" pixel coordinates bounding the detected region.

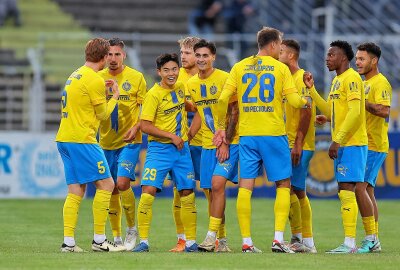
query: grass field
[{"left": 1, "top": 198, "right": 399, "bottom": 269}]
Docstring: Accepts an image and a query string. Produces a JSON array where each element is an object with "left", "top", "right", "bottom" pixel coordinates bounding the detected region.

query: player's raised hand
[
  {"left": 303, "top": 71, "right": 314, "bottom": 89},
  {"left": 216, "top": 142, "right": 229, "bottom": 163},
  {"left": 105, "top": 79, "right": 120, "bottom": 99},
  {"left": 316, "top": 114, "right": 328, "bottom": 125},
  {"left": 213, "top": 129, "right": 227, "bottom": 147},
  {"left": 171, "top": 134, "right": 184, "bottom": 150}
]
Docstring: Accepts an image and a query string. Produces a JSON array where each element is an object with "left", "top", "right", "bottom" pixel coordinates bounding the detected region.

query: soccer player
[
  {"left": 279, "top": 39, "right": 317, "bottom": 253},
  {"left": 98, "top": 38, "right": 147, "bottom": 250},
  {"left": 169, "top": 36, "right": 202, "bottom": 252},
  {"left": 132, "top": 53, "right": 198, "bottom": 252},
  {"left": 303, "top": 40, "right": 369, "bottom": 253},
  {"left": 56, "top": 38, "right": 126, "bottom": 252},
  {"left": 355, "top": 42, "right": 391, "bottom": 253},
  {"left": 214, "top": 27, "right": 308, "bottom": 253},
  {"left": 186, "top": 39, "right": 238, "bottom": 253}
]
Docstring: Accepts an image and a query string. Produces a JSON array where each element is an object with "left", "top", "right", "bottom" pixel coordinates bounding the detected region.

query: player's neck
[
  {"left": 159, "top": 81, "right": 175, "bottom": 89},
  {"left": 364, "top": 68, "right": 379, "bottom": 80},
  {"left": 198, "top": 67, "right": 214, "bottom": 80},
  {"left": 109, "top": 65, "right": 125, "bottom": 76},
  {"left": 84, "top": 61, "right": 102, "bottom": 72},
  {"left": 185, "top": 66, "right": 198, "bottom": 77},
  {"left": 335, "top": 64, "right": 350, "bottom": 76},
  {"left": 289, "top": 62, "right": 300, "bottom": 75}
]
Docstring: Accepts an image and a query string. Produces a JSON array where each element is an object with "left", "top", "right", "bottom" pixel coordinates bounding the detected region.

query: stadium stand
[{"left": 0, "top": 0, "right": 398, "bottom": 131}]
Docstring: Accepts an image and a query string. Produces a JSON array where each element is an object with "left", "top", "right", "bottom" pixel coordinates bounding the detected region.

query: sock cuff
[
  {"left": 339, "top": 190, "right": 356, "bottom": 203},
  {"left": 96, "top": 189, "right": 112, "bottom": 196},
  {"left": 180, "top": 192, "right": 195, "bottom": 203},
  {"left": 67, "top": 193, "right": 83, "bottom": 202},
  {"left": 120, "top": 188, "right": 133, "bottom": 195},
  {"left": 141, "top": 192, "right": 155, "bottom": 203},
  {"left": 238, "top": 187, "right": 252, "bottom": 196},
  {"left": 298, "top": 196, "right": 309, "bottom": 206},
  {"left": 277, "top": 187, "right": 290, "bottom": 195}
]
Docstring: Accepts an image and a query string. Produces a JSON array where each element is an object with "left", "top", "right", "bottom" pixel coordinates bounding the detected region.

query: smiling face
[
  {"left": 107, "top": 45, "right": 126, "bottom": 73},
  {"left": 355, "top": 50, "right": 375, "bottom": 76},
  {"left": 158, "top": 60, "right": 180, "bottom": 88},
  {"left": 195, "top": 47, "right": 215, "bottom": 72}
]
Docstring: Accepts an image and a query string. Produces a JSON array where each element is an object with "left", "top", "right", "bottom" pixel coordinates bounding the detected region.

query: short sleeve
[
  {"left": 136, "top": 74, "right": 147, "bottom": 104},
  {"left": 141, "top": 91, "right": 158, "bottom": 122},
  {"left": 88, "top": 77, "right": 106, "bottom": 105}
]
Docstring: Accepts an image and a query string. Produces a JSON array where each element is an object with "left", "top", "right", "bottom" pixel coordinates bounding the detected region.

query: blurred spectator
[
  {"left": 224, "top": 0, "right": 255, "bottom": 34},
  {"left": 0, "top": 0, "right": 21, "bottom": 27},
  {"left": 188, "top": 0, "right": 223, "bottom": 37},
  {"left": 224, "top": 0, "right": 255, "bottom": 58}
]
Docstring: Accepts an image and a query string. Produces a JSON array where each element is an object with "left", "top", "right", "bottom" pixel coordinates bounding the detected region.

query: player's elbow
[{"left": 140, "top": 120, "right": 151, "bottom": 133}]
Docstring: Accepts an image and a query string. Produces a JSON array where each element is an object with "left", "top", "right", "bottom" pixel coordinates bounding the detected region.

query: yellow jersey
[
  {"left": 141, "top": 82, "right": 188, "bottom": 143},
  {"left": 365, "top": 73, "right": 392, "bottom": 152},
  {"left": 55, "top": 65, "right": 106, "bottom": 144},
  {"left": 187, "top": 69, "right": 239, "bottom": 149},
  {"left": 329, "top": 68, "right": 367, "bottom": 146},
  {"left": 285, "top": 69, "right": 316, "bottom": 150},
  {"left": 98, "top": 66, "right": 147, "bottom": 150},
  {"left": 178, "top": 67, "right": 203, "bottom": 146},
  {"left": 224, "top": 55, "right": 297, "bottom": 136}
]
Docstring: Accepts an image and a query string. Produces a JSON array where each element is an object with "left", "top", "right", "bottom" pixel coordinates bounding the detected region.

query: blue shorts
[
  {"left": 334, "top": 145, "right": 368, "bottom": 182},
  {"left": 291, "top": 150, "right": 314, "bottom": 191},
  {"left": 364, "top": 150, "right": 387, "bottom": 187},
  {"left": 200, "top": 145, "right": 239, "bottom": 189},
  {"left": 141, "top": 141, "right": 195, "bottom": 191},
  {"left": 57, "top": 142, "right": 111, "bottom": 185},
  {"left": 239, "top": 136, "right": 292, "bottom": 181},
  {"left": 103, "top": 144, "right": 141, "bottom": 181},
  {"left": 190, "top": 145, "right": 202, "bottom": 181}
]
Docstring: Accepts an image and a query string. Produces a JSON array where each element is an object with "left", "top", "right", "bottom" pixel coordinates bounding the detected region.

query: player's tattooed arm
[
  {"left": 365, "top": 101, "right": 390, "bottom": 118},
  {"left": 225, "top": 101, "right": 239, "bottom": 144}
]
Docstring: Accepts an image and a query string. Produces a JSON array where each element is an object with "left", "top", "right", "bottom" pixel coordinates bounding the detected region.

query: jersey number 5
[{"left": 241, "top": 73, "right": 275, "bottom": 103}]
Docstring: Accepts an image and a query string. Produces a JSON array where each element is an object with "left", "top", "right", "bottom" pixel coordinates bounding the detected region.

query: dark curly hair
[{"left": 330, "top": 40, "right": 354, "bottom": 61}]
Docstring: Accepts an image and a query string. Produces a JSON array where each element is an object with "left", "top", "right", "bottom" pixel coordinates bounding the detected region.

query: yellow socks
[
  {"left": 180, "top": 192, "right": 197, "bottom": 241},
  {"left": 108, "top": 194, "right": 122, "bottom": 238},
  {"left": 237, "top": 187, "right": 252, "bottom": 238},
  {"left": 299, "top": 196, "right": 313, "bottom": 238},
  {"left": 289, "top": 194, "right": 302, "bottom": 235},
  {"left": 376, "top": 221, "right": 379, "bottom": 238},
  {"left": 120, "top": 188, "right": 136, "bottom": 228},
  {"left": 209, "top": 216, "right": 222, "bottom": 233},
  {"left": 275, "top": 187, "right": 290, "bottom": 232},
  {"left": 63, "top": 193, "right": 82, "bottom": 237},
  {"left": 93, "top": 189, "right": 112, "bottom": 236},
  {"left": 338, "top": 190, "right": 358, "bottom": 238},
  {"left": 137, "top": 193, "right": 154, "bottom": 240},
  {"left": 217, "top": 222, "right": 226, "bottom": 239},
  {"left": 172, "top": 187, "right": 185, "bottom": 236},
  {"left": 362, "top": 216, "right": 376, "bottom": 236}
]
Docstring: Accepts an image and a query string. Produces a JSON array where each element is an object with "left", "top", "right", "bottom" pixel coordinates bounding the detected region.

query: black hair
[{"left": 330, "top": 40, "right": 354, "bottom": 61}]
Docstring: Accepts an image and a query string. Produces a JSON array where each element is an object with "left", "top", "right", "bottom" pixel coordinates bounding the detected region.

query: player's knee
[
  {"left": 95, "top": 177, "right": 115, "bottom": 192},
  {"left": 116, "top": 180, "right": 131, "bottom": 191}
]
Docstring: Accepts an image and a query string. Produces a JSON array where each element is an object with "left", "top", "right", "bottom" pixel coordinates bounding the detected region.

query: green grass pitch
[{"left": 1, "top": 198, "right": 399, "bottom": 269}]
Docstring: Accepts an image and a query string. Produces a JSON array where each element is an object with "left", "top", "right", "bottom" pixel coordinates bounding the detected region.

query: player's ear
[
  {"left": 157, "top": 69, "right": 161, "bottom": 77},
  {"left": 371, "top": 57, "right": 378, "bottom": 66}
]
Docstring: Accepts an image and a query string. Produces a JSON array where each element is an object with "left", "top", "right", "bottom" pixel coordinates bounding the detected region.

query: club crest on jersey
[
  {"left": 122, "top": 81, "right": 131, "bottom": 91},
  {"left": 178, "top": 89, "right": 185, "bottom": 98},
  {"left": 364, "top": 85, "right": 370, "bottom": 95},
  {"left": 331, "top": 80, "right": 340, "bottom": 92},
  {"left": 210, "top": 85, "right": 217, "bottom": 95}
]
